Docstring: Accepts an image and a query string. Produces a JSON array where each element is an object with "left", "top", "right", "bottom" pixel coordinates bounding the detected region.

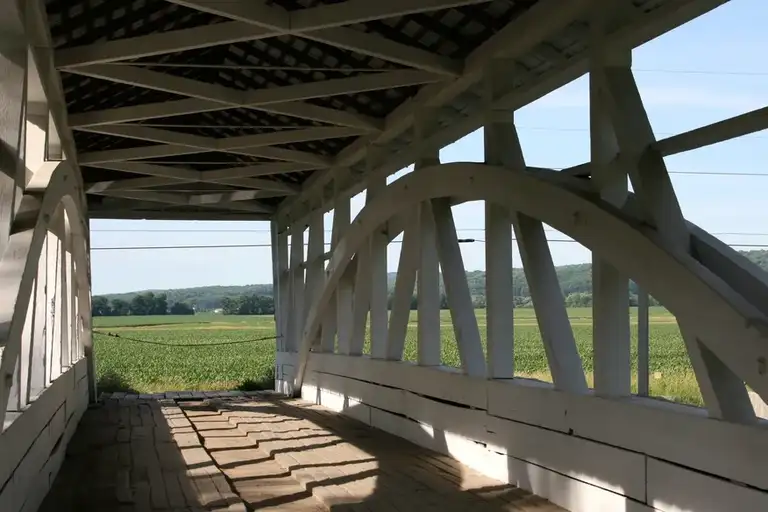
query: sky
[{"left": 90, "top": 0, "right": 768, "bottom": 295}]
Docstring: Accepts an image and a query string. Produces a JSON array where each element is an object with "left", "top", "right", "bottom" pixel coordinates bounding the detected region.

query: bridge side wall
[
  {"left": 0, "top": 359, "right": 89, "bottom": 512},
  {"left": 302, "top": 353, "right": 768, "bottom": 512}
]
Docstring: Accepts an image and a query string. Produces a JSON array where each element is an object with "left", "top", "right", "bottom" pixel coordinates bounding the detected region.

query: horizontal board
[
  {"left": 308, "top": 353, "right": 487, "bottom": 408},
  {"left": 367, "top": 405, "right": 651, "bottom": 512},
  {"left": 0, "top": 361, "right": 82, "bottom": 486},
  {"left": 307, "top": 371, "right": 646, "bottom": 502},
  {"left": 648, "top": 458, "right": 768, "bottom": 511},
  {"left": 301, "top": 382, "right": 370, "bottom": 425},
  {"left": 488, "top": 378, "right": 768, "bottom": 491}
]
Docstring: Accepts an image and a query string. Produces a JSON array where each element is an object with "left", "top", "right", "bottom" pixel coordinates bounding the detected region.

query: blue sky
[{"left": 91, "top": 0, "right": 768, "bottom": 295}]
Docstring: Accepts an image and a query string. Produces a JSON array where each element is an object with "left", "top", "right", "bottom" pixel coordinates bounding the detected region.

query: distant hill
[{"left": 99, "top": 249, "right": 768, "bottom": 311}]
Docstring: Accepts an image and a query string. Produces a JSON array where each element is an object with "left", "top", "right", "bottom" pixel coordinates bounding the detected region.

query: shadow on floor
[{"left": 39, "top": 393, "right": 560, "bottom": 511}]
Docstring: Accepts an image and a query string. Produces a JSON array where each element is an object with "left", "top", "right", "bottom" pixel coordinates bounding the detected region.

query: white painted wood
[
  {"left": 305, "top": 211, "right": 325, "bottom": 351},
  {"left": 58, "top": 217, "right": 70, "bottom": 371},
  {"left": 270, "top": 222, "right": 282, "bottom": 351},
  {"left": 48, "top": 226, "right": 62, "bottom": 384},
  {"left": 600, "top": 65, "right": 689, "bottom": 252},
  {"left": 482, "top": 86, "right": 517, "bottom": 378},
  {"left": 302, "top": 28, "right": 460, "bottom": 76},
  {"left": 647, "top": 458, "right": 768, "bottom": 512},
  {"left": 56, "top": 22, "right": 273, "bottom": 68},
  {"left": 637, "top": 288, "right": 650, "bottom": 396},
  {"left": 386, "top": 222, "right": 419, "bottom": 361},
  {"left": 487, "top": 378, "right": 768, "bottom": 492},
  {"left": 0, "top": 24, "right": 27, "bottom": 258},
  {"left": 316, "top": 376, "right": 653, "bottom": 512},
  {"left": 431, "top": 198, "right": 486, "bottom": 377},
  {"left": 71, "top": 64, "right": 441, "bottom": 119},
  {"left": 28, "top": 259, "right": 46, "bottom": 400},
  {"left": 278, "top": 0, "right": 602, "bottom": 225},
  {"left": 70, "top": 97, "right": 380, "bottom": 132},
  {"left": 288, "top": 224, "right": 305, "bottom": 353},
  {"left": 307, "top": 352, "right": 487, "bottom": 409},
  {"left": 295, "top": 165, "right": 768, "bottom": 409},
  {"left": 417, "top": 201, "right": 441, "bottom": 367},
  {"left": 513, "top": 213, "right": 587, "bottom": 393},
  {"left": 333, "top": 194, "right": 353, "bottom": 355},
  {"left": 655, "top": 105, "right": 768, "bottom": 157},
  {"left": 589, "top": 27, "right": 631, "bottom": 397},
  {"left": 350, "top": 245, "right": 371, "bottom": 356},
  {"left": 368, "top": 176, "right": 388, "bottom": 359},
  {"left": 678, "top": 320, "right": 756, "bottom": 424}
]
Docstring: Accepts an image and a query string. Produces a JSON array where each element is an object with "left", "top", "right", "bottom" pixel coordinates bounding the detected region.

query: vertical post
[
  {"left": 334, "top": 192, "right": 354, "bottom": 355},
  {"left": 59, "top": 217, "right": 71, "bottom": 370},
  {"left": 288, "top": 222, "right": 305, "bottom": 353},
  {"left": 350, "top": 189, "right": 374, "bottom": 356},
  {"left": 368, "top": 173, "right": 389, "bottom": 359},
  {"left": 48, "top": 219, "right": 62, "bottom": 383},
  {"left": 270, "top": 220, "right": 283, "bottom": 351},
  {"left": 590, "top": 8, "right": 631, "bottom": 398},
  {"left": 600, "top": 36, "right": 755, "bottom": 422},
  {"left": 414, "top": 109, "right": 441, "bottom": 366},
  {"left": 637, "top": 288, "right": 649, "bottom": 396},
  {"left": 483, "top": 66, "right": 516, "bottom": 379},
  {"left": 305, "top": 210, "right": 325, "bottom": 349}
]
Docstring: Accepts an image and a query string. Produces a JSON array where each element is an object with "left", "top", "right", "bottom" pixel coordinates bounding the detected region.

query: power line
[
  {"left": 90, "top": 239, "right": 768, "bottom": 251},
  {"left": 91, "top": 228, "right": 768, "bottom": 237}
]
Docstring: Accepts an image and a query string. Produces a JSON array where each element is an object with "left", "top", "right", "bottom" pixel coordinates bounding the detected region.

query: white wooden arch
[
  {"left": 293, "top": 162, "right": 768, "bottom": 405},
  {"left": 0, "top": 162, "right": 94, "bottom": 426}
]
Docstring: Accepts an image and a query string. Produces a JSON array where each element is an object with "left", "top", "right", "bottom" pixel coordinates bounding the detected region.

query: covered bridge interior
[{"left": 2, "top": 0, "right": 768, "bottom": 510}]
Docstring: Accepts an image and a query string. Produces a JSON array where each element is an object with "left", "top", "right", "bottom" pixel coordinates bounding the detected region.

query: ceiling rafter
[
  {"left": 91, "top": 189, "right": 276, "bottom": 213},
  {"left": 65, "top": 65, "right": 439, "bottom": 130},
  {"left": 52, "top": 0, "right": 496, "bottom": 76},
  {"left": 86, "top": 161, "right": 316, "bottom": 192}
]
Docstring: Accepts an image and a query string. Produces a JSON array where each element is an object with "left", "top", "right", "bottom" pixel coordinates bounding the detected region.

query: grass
[{"left": 93, "top": 307, "right": 702, "bottom": 405}]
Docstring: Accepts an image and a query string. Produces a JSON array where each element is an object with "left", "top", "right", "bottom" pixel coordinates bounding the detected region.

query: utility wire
[
  {"left": 91, "top": 228, "right": 768, "bottom": 237},
  {"left": 93, "top": 330, "right": 281, "bottom": 347},
  {"left": 90, "top": 240, "right": 768, "bottom": 251}
]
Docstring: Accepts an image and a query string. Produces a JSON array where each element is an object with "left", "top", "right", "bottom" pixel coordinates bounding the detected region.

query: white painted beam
[
  {"left": 334, "top": 193, "right": 354, "bottom": 356},
  {"left": 414, "top": 111, "right": 441, "bottom": 367},
  {"left": 302, "top": 28, "right": 461, "bottom": 77},
  {"left": 483, "top": 67, "right": 517, "bottom": 379},
  {"left": 55, "top": 22, "right": 273, "bottom": 68},
  {"left": 590, "top": 17, "right": 631, "bottom": 398},
  {"left": 386, "top": 221, "right": 419, "bottom": 361},
  {"left": 514, "top": 213, "right": 587, "bottom": 393},
  {"left": 417, "top": 201, "right": 441, "bottom": 367},
  {"left": 0, "top": 15, "right": 27, "bottom": 257},
  {"left": 92, "top": 190, "right": 273, "bottom": 213},
  {"left": 305, "top": 211, "right": 326, "bottom": 351},
  {"left": 288, "top": 223, "right": 306, "bottom": 352},
  {"left": 241, "top": 70, "right": 445, "bottom": 106},
  {"left": 637, "top": 288, "right": 650, "bottom": 396},
  {"left": 679, "top": 321, "right": 757, "bottom": 424},
  {"left": 655, "top": 105, "right": 768, "bottom": 156},
  {"left": 432, "top": 198, "right": 486, "bottom": 378},
  {"left": 368, "top": 175, "right": 389, "bottom": 360},
  {"left": 291, "top": 0, "right": 493, "bottom": 31},
  {"left": 165, "top": 0, "right": 291, "bottom": 30}
]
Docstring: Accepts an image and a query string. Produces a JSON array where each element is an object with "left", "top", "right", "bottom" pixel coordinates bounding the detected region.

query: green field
[{"left": 93, "top": 307, "right": 702, "bottom": 405}]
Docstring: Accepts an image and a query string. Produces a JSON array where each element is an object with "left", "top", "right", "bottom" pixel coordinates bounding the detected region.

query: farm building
[{"left": 1, "top": 0, "right": 768, "bottom": 511}]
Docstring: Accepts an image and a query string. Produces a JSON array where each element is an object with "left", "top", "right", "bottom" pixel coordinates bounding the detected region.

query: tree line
[
  {"left": 92, "top": 292, "right": 195, "bottom": 317},
  {"left": 94, "top": 249, "right": 768, "bottom": 316}
]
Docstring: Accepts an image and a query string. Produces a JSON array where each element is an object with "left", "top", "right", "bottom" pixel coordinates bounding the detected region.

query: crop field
[{"left": 93, "top": 306, "right": 702, "bottom": 405}]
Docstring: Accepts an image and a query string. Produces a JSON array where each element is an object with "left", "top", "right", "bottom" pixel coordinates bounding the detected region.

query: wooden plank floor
[{"left": 40, "top": 392, "right": 565, "bottom": 511}]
